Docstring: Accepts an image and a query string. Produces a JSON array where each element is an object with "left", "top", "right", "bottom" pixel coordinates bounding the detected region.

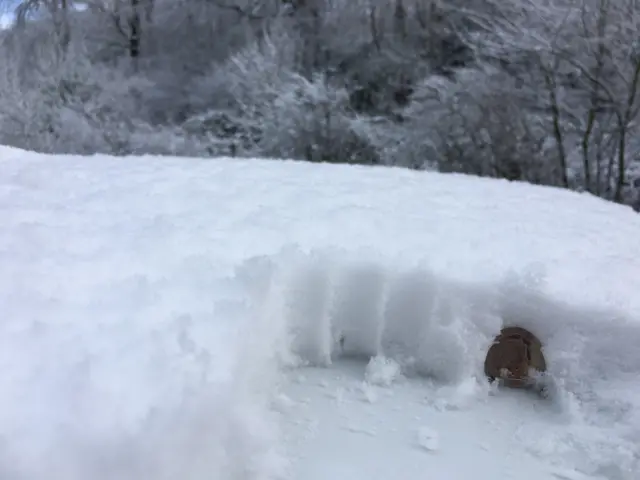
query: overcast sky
[{"left": 0, "top": 0, "right": 13, "bottom": 28}]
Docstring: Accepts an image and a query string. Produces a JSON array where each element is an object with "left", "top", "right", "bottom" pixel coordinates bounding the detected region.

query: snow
[
  {"left": 364, "top": 355, "right": 402, "bottom": 387},
  {"left": 0, "top": 145, "right": 639, "bottom": 479}
]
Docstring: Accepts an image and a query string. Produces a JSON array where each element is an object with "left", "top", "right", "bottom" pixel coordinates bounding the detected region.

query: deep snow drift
[{"left": 0, "top": 146, "right": 639, "bottom": 479}]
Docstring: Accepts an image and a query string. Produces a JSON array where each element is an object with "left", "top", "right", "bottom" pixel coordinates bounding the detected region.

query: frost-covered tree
[
  {"left": 0, "top": 27, "right": 208, "bottom": 155},
  {"left": 460, "top": 0, "right": 640, "bottom": 201},
  {"left": 383, "top": 67, "right": 551, "bottom": 179},
  {"left": 1, "top": 0, "right": 639, "bottom": 208}
]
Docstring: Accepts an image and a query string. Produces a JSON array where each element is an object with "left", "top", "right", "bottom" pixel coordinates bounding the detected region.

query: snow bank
[{"left": 1, "top": 146, "right": 639, "bottom": 478}]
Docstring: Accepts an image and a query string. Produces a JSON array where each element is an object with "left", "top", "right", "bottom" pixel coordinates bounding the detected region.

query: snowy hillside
[{"left": 0, "top": 146, "right": 639, "bottom": 479}]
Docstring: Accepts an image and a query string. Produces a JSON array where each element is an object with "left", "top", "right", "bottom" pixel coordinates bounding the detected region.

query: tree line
[{"left": 1, "top": 0, "right": 639, "bottom": 209}]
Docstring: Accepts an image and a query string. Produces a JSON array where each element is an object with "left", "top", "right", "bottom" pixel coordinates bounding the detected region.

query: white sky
[{"left": 0, "top": 13, "right": 12, "bottom": 29}]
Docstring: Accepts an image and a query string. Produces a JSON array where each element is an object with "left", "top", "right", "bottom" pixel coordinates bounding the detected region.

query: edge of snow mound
[
  {"left": 236, "top": 246, "right": 640, "bottom": 419},
  {"left": 2, "top": 145, "right": 637, "bottom": 212}
]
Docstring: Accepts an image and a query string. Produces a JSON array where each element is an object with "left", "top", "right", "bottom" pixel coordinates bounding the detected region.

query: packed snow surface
[{"left": 0, "top": 146, "right": 639, "bottom": 480}]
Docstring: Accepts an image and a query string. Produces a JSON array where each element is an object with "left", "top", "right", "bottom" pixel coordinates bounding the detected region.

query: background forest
[{"left": 1, "top": 0, "right": 640, "bottom": 209}]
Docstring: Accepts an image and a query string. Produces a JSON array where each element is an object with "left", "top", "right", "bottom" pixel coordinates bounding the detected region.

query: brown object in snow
[{"left": 484, "top": 326, "right": 546, "bottom": 389}]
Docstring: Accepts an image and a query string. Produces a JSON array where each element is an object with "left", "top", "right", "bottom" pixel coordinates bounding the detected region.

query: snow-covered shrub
[
  {"left": 0, "top": 39, "right": 129, "bottom": 154},
  {"left": 259, "top": 72, "right": 379, "bottom": 164},
  {"left": 185, "top": 25, "right": 378, "bottom": 164},
  {"left": 386, "top": 67, "right": 553, "bottom": 182},
  {"left": 0, "top": 35, "right": 198, "bottom": 157},
  {"left": 184, "top": 25, "right": 300, "bottom": 155}
]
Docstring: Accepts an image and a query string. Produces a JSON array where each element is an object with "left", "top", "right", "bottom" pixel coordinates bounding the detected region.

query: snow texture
[
  {"left": 0, "top": 146, "right": 639, "bottom": 479},
  {"left": 364, "top": 356, "right": 402, "bottom": 387}
]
